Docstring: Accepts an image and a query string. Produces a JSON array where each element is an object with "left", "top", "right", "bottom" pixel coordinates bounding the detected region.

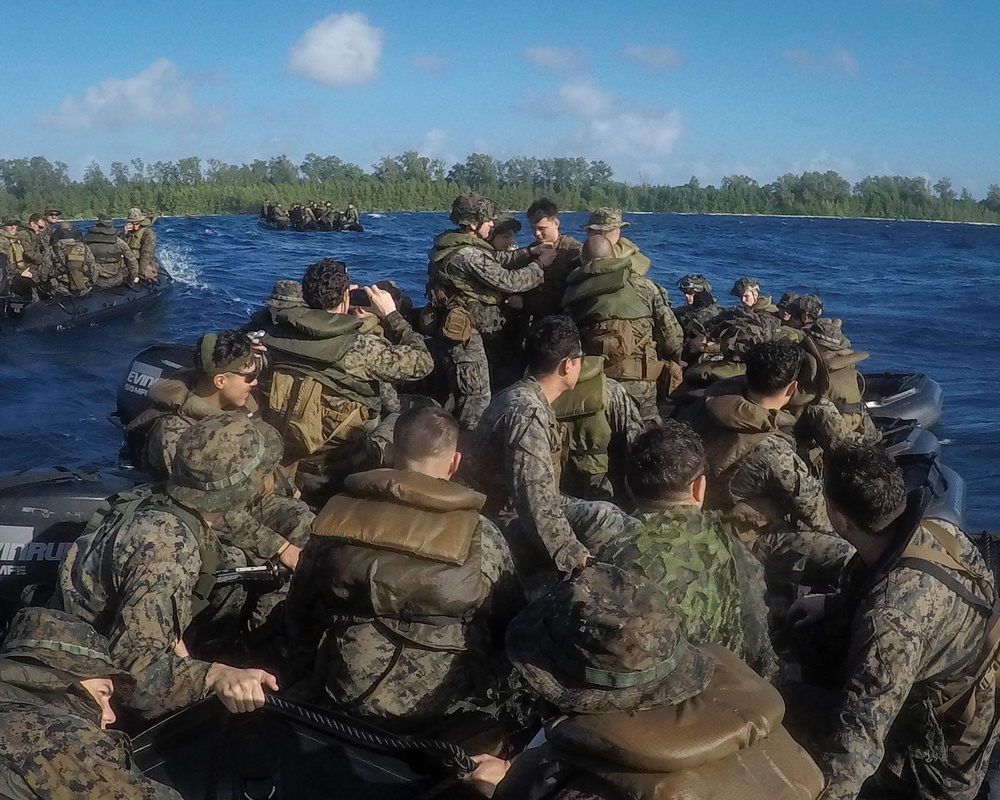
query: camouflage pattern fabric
[
  {"left": 286, "top": 517, "right": 518, "bottom": 728},
  {"left": 133, "top": 226, "right": 157, "bottom": 281},
  {"left": 444, "top": 330, "right": 492, "bottom": 430},
  {"left": 635, "top": 274, "right": 683, "bottom": 363},
  {"left": 38, "top": 240, "right": 97, "bottom": 297},
  {"left": 464, "top": 377, "right": 592, "bottom": 576},
  {"left": 339, "top": 310, "right": 433, "bottom": 385},
  {"left": 578, "top": 502, "right": 780, "bottom": 682},
  {"left": 55, "top": 501, "right": 219, "bottom": 718},
  {"left": 818, "top": 520, "right": 1000, "bottom": 800}
]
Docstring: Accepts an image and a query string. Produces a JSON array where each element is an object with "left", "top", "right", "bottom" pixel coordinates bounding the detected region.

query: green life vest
[
  {"left": 426, "top": 230, "right": 505, "bottom": 306},
  {"left": 125, "top": 225, "right": 148, "bottom": 255},
  {"left": 615, "top": 236, "right": 652, "bottom": 276},
  {"left": 54, "top": 239, "right": 90, "bottom": 293},
  {"left": 552, "top": 357, "right": 612, "bottom": 477}
]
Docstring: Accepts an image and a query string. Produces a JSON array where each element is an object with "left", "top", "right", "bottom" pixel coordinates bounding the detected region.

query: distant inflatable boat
[
  {"left": 1, "top": 269, "right": 174, "bottom": 332},
  {"left": 258, "top": 218, "right": 364, "bottom": 233}
]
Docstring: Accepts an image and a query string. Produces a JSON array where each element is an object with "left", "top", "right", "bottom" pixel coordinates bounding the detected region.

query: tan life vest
[
  {"left": 55, "top": 240, "right": 91, "bottom": 294},
  {"left": 310, "top": 469, "right": 491, "bottom": 652},
  {"left": 547, "top": 645, "right": 824, "bottom": 800}
]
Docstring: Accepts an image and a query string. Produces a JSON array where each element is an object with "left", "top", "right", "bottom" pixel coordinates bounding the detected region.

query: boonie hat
[
  {"left": 266, "top": 280, "right": 304, "bottom": 310},
  {"left": 2, "top": 218, "right": 19, "bottom": 227},
  {"left": 168, "top": 416, "right": 283, "bottom": 513},
  {"left": 44, "top": 204, "right": 61, "bottom": 215},
  {"left": 126, "top": 207, "right": 146, "bottom": 223},
  {"left": 2, "top": 607, "right": 136, "bottom": 694},
  {"left": 507, "top": 563, "right": 714, "bottom": 714},
  {"left": 582, "top": 207, "right": 629, "bottom": 232}
]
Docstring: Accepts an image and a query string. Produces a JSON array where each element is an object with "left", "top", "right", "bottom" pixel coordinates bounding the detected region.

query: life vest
[
  {"left": 84, "top": 224, "right": 123, "bottom": 265},
  {"left": 563, "top": 257, "right": 663, "bottom": 382},
  {"left": 2, "top": 232, "right": 25, "bottom": 271},
  {"left": 310, "top": 469, "right": 490, "bottom": 656},
  {"left": 552, "top": 356, "right": 612, "bottom": 478},
  {"left": 125, "top": 225, "right": 148, "bottom": 256},
  {"left": 426, "top": 230, "right": 506, "bottom": 307},
  {"left": 499, "top": 645, "right": 823, "bottom": 800},
  {"left": 262, "top": 309, "right": 379, "bottom": 460},
  {"left": 78, "top": 487, "right": 220, "bottom": 619},
  {"left": 614, "top": 236, "right": 652, "bottom": 276}
]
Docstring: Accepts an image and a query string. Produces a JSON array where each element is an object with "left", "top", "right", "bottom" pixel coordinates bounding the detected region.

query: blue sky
[{"left": 2, "top": 0, "right": 997, "bottom": 194}]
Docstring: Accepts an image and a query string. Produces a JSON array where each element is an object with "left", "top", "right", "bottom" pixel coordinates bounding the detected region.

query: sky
[{"left": 1, "top": 0, "right": 998, "bottom": 194}]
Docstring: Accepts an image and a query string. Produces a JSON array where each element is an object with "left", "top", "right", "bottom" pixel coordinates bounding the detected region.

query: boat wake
[{"left": 158, "top": 243, "right": 210, "bottom": 290}]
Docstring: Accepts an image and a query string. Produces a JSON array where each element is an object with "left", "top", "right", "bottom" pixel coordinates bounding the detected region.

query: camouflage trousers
[
  {"left": 620, "top": 379, "right": 661, "bottom": 424},
  {"left": 443, "top": 332, "right": 491, "bottom": 431}
]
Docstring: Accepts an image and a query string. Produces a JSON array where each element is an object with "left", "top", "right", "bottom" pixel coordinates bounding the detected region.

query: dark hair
[
  {"left": 491, "top": 217, "right": 522, "bottom": 237},
  {"left": 628, "top": 421, "right": 707, "bottom": 502},
  {"left": 29, "top": 213, "right": 43, "bottom": 224},
  {"left": 525, "top": 315, "right": 582, "bottom": 376},
  {"left": 744, "top": 341, "right": 802, "bottom": 395},
  {"left": 394, "top": 406, "right": 459, "bottom": 464},
  {"left": 301, "top": 258, "right": 350, "bottom": 310},
  {"left": 526, "top": 197, "right": 559, "bottom": 225},
  {"left": 194, "top": 329, "right": 253, "bottom": 373},
  {"left": 375, "top": 279, "right": 412, "bottom": 319},
  {"left": 824, "top": 444, "right": 907, "bottom": 531}
]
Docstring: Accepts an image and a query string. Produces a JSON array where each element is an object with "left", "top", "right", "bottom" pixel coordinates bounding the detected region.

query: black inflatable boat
[
  {"left": 863, "top": 372, "right": 943, "bottom": 429},
  {"left": 258, "top": 218, "right": 364, "bottom": 233},
  {"left": 1, "top": 269, "right": 174, "bottom": 332}
]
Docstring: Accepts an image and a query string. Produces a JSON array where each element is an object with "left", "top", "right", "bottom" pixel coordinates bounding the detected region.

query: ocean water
[{"left": 1, "top": 212, "right": 997, "bottom": 530}]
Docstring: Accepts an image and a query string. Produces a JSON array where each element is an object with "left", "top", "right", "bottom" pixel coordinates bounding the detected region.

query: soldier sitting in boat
[
  {"left": 731, "top": 276, "right": 779, "bottom": 314},
  {"left": 1, "top": 218, "right": 36, "bottom": 301},
  {"left": 39, "top": 224, "right": 96, "bottom": 298},
  {"left": 84, "top": 215, "right": 139, "bottom": 290}
]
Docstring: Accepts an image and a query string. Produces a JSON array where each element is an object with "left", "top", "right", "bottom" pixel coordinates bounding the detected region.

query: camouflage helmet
[
  {"left": 167, "top": 416, "right": 283, "bottom": 513},
  {"left": 582, "top": 207, "right": 629, "bottom": 232},
  {"left": 709, "top": 308, "right": 781, "bottom": 361},
  {"left": 808, "top": 317, "right": 851, "bottom": 351},
  {"left": 730, "top": 276, "right": 760, "bottom": 298},
  {"left": 677, "top": 274, "right": 712, "bottom": 294},
  {"left": 506, "top": 563, "right": 713, "bottom": 714},
  {"left": 449, "top": 192, "right": 499, "bottom": 227},
  {"left": 266, "top": 279, "right": 304, "bottom": 310},
  {"left": 776, "top": 291, "right": 800, "bottom": 313},
  {"left": 787, "top": 293, "right": 823, "bottom": 322},
  {"left": 2, "top": 607, "right": 136, "bottom": 694}
]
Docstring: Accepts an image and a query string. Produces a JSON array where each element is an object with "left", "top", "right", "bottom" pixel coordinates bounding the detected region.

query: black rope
[{"left": 262, "top": 695, "right": 475, "bottom": 774}]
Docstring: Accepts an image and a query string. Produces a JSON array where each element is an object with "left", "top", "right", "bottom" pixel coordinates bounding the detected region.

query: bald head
[{"left": 581, "top": 233, "right": 615, "bottom": 263}]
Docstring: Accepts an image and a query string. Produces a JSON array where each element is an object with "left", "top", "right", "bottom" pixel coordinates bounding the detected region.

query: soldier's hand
[
  {"left": 207, "top": 664, "right": 279, "bottom": 713},
  {"left": 533, "top": 245, "right": 558, "bottom": 268},
  {"left": 364, "top": 284, "right": 397, "bottom": 319},
  {"left": 788, "top": 593, "right": 827, "bottom": 630},
  {"left": 277, "top": 541, "right": 301, "bottom": 570},
  {"left": 463, "top": 754, "right": 511, "bottom": 797}
]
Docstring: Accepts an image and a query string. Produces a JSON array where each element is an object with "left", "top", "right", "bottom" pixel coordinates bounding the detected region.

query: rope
[{"left": 262, "top": 695, "right": 475, "bottom": 775}]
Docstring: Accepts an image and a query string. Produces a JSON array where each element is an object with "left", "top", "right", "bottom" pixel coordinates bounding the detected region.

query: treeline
[{"left": 2, "top": 152, "right": 1000, "bottom": 224}]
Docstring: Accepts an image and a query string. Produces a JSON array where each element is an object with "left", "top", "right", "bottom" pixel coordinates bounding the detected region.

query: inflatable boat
[
  {"left": 1, "top": 269, "right": 174, "bottom": 332},
  {"left": 863, "top": 372, "right": 943, "bottom": 430},
  {"left": 258, "top": 218, "right": 364, "bottom": 233}
]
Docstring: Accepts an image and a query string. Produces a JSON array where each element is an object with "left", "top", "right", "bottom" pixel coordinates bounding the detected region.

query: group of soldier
[
  {"left": 1, "top": 193, "right": 998, "bottom": 800},
  {"left": 259, "top": 199, "right": 361, "bottom": 231},
  {"left": 0, "top": 204, "right": 159, "bottom": 303}
]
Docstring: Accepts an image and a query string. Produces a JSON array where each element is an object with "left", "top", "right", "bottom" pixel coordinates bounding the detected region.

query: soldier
[
  {"left": 487, "top": 214, "right": 522, "bottom": 252},
  {"left": 122, "top": 207, "right": 158, "bottom": 281},
  {"left": 125, "top": 330, "right": 309, "bottom": 572},
  {"left": 242, "top": 279, "right": 305, "bottom": 335},
  {"left": 785, "top": 293, "right": 823, "bottom": 330},
  {"left": 425, "top": 192, "right": 556, "bottom": 430},
  {"left": 54, "top": 415, "right": 282, "bottom": 718},
  {"left": 39, "top": 225, "right": 96, "bottom": 297},
  {"left": 1, "top": 218, "right": 34, "bottom": 299},
  {"left": 582, "top": 206, "right": 652, "bottom": 276},
  {"left": 316, "top": 201, "right": 340, "bottom": 230},
  {"left": 285, "top": 406, "right": 521, "bottom": 734},
  {"left": 776, "top": 291, "right": 801, "bottom": 324},
  {"left": 680, "top": 340, "right": 837, "bottom": 547},
  {"left": 263, "top": 258, "right": 434, "bottom": 507},
  {"left": 84, "top": 214, "right": 139, "bottom": 289},
  {"left": 577, "top": 421, "right": 779, "bottom": 681},
  {"left": 39, "top": 204, "right": 61, "bottom": 240},
  {"left": 731, "top": 276, "right": 778, "bottom": 313},
  {"left": 344, "top": 202, "right": 360, "bottom": 225},
  {"left": 789, "top": 444, "right": 1000, "bottom": 800},
  {"left": 463, "top": 314, "right": 610, "bottom": 582},
  {"left": 562, "top": 234, "right": 681, "bottom": 423},
  {"left": 521, "top": 197, "right": 583, "bottom": 319},
  {"left": 0, "top": 607, "right": 182, "bottom": 799},
  {"left": 463, "top": 564, "right": 823, "bottom": 800},
  {"left": 20, "top": 214, "right": 50, "bottom": 271},
  {"left": 674, "top": 273, "right": 725, "bottom": 341}
]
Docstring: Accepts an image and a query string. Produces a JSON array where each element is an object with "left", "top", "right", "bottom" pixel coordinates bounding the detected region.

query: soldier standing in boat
[{"left": 122, "top": 207, "right": 158, "bottom": 282}]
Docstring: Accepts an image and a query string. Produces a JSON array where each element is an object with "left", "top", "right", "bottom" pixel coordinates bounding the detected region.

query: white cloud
[
  {"left": 287, "top": 13, "right": 383, "bottom": 86},
  {"left": 558, "top": 80, "right": 614, "bottom": 118},
  {"left": 588, "top": 110, "right": 684, "bottom": 159},
  {"left": 39, "top": 59, "right": 204, "bottom": 130},
  {"left": 786, "top": 46, "right": 861, "bottom": 78},
  {"left": 412, "top": 53, "right": 448, "bottom": 73},
  {"left": 524, "top": 45, "right": 584, "bottom": 72},
  {"left": 622, "top": 44, "right": 683, "bottom": 71}
]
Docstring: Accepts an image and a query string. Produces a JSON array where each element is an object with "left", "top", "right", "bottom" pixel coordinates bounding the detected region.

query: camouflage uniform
[
  {"left": 241, "top": 279, "right": 305, "bottom": 337},
  {"left": 39, "top": 236, "right": 97, "bottom": 297},
  {"left": 54, "top": 416, "right": 283, "bottom": 718},
  {"left": 463, "top": 376, "right": 595, "bottom": 577},
  {"left": 816, "top": 518, "right": 1000, "bottom": 800},
  {"left": 0, "top": 608, "right": 181, "bottom": 800},
  {"left": 285, "top": 470, "right": 520, "bottom": 731},
  {"left": 125, "top": 209, "right": 158, "bottom": 281},
  {"left": 17, "top": 227, "right": 48, "bottom": 269},
  {"left": 85, "top": 218, "right": 139, "bottom": 289},
  {"left": 576, "top": 502, "right": 779, "bottom": 682}
]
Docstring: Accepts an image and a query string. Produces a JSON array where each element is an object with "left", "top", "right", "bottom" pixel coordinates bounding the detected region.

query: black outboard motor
[
  {"left": 114, "top": 343, "right": 195, "bottom": 428},
  {"left": 0, "top": 467, "right": 140, "bottom": 629}
]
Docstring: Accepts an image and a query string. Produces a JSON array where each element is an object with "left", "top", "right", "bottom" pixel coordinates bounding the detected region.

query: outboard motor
[
  {"left": 114, "top": 343, "right": 195, "bottom": 428},
  {"left": 0, "top": 467, "right": 140, "bottom": 629}
]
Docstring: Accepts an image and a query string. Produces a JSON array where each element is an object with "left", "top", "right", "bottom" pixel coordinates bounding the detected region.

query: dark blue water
[{"left": 1, "top": 213, "right": 997, "bottom": 529}]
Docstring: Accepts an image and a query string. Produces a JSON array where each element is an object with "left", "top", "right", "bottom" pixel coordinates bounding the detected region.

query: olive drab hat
[
  {"left": 730, "top": 276, "right": 760, "bottom": 297},
  {"left": 2, "top": 607, "right": 136, "bottom": 694},
  {"left": 126, "top": 207, "right": 147, "bottom": 223},
  {"left": 168, "top": 416, "right": 283, "bottom": 513},
  {"left": 677, "top": 274, "right": 712, "bottom": 294},
  {"left": 44, "top": 204, "right": 61, "bottom": 215},
  {"left": 582, "top": 207, "right": 629, "bottom": 232},
  {"left": 449, "top": 192, "right": 499, "bottom": 227},
  {"left": 2, "top": 218, "right": 19, "bottom": 228},
  {"left": 266, "top": 279, "right": 305, "bottom": 310},
  {"left": 506, "top": 563, "right": 714, "bottom": 714}
]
